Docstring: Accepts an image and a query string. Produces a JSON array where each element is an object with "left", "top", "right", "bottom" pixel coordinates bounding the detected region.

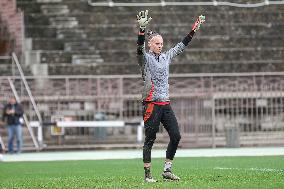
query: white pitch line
[
  {"left": 214, "top": 167, "right": 284, "bottom": 173},
  {"left": 1, "top": 147, "right": 284, "bottom": 162}
]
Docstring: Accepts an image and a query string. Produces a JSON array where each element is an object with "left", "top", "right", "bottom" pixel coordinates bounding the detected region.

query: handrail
[
  {"left": 11, "top": 53, "right": 43, "bottom": 149},
  {"left": 88, "top": 0, "right": 284, "bottom": 7}
]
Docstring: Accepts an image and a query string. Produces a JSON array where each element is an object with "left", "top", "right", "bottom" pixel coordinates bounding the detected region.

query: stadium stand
[{"left": 15, "top": 0, "right": 284, "bottom": 75}]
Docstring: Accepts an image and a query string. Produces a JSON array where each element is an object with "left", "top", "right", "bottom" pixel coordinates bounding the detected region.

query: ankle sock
[
  {"left": 164, "top": 161, "right": 172, "bottom": 172},
  {"left": 144, "top": 167, "right": 151, "bottom": 178}
]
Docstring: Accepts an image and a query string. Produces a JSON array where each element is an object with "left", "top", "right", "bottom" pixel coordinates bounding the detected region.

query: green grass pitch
[{"left": 0, "top": 156, "right": 283, "bottom": 189}]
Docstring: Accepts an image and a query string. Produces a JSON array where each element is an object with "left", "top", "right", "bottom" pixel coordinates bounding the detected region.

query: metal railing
[
  {"left": 1, "top": 72, "right": 284, "bottom": 98},
  {"left": 0, "top": 72, "right": 283, "bottom": 148},
  {"left": 11, "top": 53, "right": 42, "bottom": 149},
  {"left": 88, "top": 0, "right": 284, "bottom": 7}
]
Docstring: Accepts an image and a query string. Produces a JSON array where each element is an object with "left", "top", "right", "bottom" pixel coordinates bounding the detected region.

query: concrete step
[
  {"left": 57, "top": 28, "right": 87, "bottom": 39},
  {"left": 38, "top": 0, "right": 62, "bottom": 3},
  {"left": 0, "top": 65, "right": 13, "bottom": 76},
  {"left": 0, "top": 56, "right": 11, "bottom": 64},
  {"left": 46, "top": 60, "right": 284, "bottom": 75},
  {"left": 30, "top": 35, "right": 284, "bottom": 51},
  {"left": 72, "top": 54, "right": 104, "bottom": 64},
  {"left": 49, "top": 16, "right": 78, "bottom": 28},
  {"left": 25, "top": 23, "right": 283, "bottom": 38},
  {"left": 41, "top": 4, "right": 69, "bottom": 15},
  {"left": 37, "top": 47, "right": 284, "bottom": 64},
  {"left": 65, "top": 42, "right": 95, "bottom": 51}
]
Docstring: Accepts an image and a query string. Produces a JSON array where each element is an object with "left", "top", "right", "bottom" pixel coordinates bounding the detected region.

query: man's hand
[
  {"left": 6, "top": 109, "right": 15, "bottom": 115},
  {"left": 192, "top": 15, "right": 205, "bottom": 32},
  {"left": 137, "top": 10, "right": 152, "bottom": 30}
]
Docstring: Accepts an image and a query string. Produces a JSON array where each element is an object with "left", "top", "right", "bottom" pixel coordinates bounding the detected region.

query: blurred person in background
[
  {"left": 2, "top": 97, "right": 24, "bottom": 154},
  {"left": 136, "top": 10, "right": 205, "bottom": 182}
]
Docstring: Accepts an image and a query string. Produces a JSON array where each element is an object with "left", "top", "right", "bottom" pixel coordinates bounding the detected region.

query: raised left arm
[
  {"left": 182, "top": 15, "right": 205, "bottom": 46},
  {"left": 167, "top": 15, "right": 205, "bottom": 60}
]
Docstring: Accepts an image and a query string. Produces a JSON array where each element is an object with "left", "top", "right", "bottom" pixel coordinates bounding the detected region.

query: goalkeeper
[{"left": 136, "top": 10, "right": 205, "bottom": 182}]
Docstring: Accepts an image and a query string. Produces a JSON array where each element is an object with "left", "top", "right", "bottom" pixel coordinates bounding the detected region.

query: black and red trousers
[{"left": 142, "top": 102, "right": 181, "bottom": 163}]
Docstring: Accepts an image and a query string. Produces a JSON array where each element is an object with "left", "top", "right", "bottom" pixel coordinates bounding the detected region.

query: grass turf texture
[{"left": 0, "top": 156, "right": 283, "bottom": 189}]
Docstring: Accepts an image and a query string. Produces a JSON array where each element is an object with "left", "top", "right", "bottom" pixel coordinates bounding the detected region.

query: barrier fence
[{"left": 0, "top": 73, "right": 284, "bottom": 149}]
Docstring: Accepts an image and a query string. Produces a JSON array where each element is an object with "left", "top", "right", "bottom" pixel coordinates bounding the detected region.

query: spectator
[{"left": 2, "top": 97, "right": 24, "bottom": 154}]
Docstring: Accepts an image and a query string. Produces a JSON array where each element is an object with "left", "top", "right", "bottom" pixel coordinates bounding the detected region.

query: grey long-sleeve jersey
[
  {"left": 137, "top": 42, "right": 186, "bottom": 102},
  {"left": 137, "top": 30, "right": 195, "bottom": 102}
]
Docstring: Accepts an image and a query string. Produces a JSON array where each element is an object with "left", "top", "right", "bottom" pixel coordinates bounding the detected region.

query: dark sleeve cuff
[
  {"left": 137, "top": 28, "right": 145, "bottom": 46},
  {"left": 182, "top": 30, "right": 195, "bottom": 46},
  {"left": 137, "top": 28, "right": 145, "bottom": 55},
  {"left": 137, "top": 30, "right": 145, "bottom": 45}
]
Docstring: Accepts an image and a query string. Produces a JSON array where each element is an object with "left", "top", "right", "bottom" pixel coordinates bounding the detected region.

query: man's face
[
  {"left": 9, "top": 97, "right": 16, "bottom": 104},
  {"left": 148, "top": 35, "right": 163, "bottom": 55}
]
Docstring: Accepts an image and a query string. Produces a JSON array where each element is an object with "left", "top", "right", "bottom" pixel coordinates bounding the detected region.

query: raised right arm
[
  {"left": 136, "top": 10, "right": 152, "bottom": 67},
  {"left": 137, "top": 28, "right": 146, "bottom": 67}
]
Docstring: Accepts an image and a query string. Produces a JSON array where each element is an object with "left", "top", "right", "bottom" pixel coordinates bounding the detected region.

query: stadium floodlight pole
[{"left": 87, "top": 0, "right": 284, "bottom": 7}]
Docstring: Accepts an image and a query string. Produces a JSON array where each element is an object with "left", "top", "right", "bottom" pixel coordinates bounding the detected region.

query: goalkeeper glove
[
  {"left": 137, "top": 10, "right": 152, "bottom": 30},
  {"left": 192, "top": 15, "right": 205, "bottom": 32}
]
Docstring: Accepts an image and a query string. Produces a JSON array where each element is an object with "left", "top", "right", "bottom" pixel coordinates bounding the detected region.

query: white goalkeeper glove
[
  {"left": 192, "top": 15, "right": 205, "bottom": 32},
  {"left": 137, "top": 10, "right": 152, "bottom": 30}
]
